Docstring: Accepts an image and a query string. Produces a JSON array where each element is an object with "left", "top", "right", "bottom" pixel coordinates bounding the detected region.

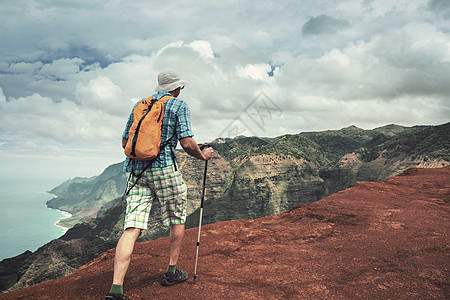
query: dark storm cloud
[{"left": 301, "top": 15, "right": 351, "bottom": 36}]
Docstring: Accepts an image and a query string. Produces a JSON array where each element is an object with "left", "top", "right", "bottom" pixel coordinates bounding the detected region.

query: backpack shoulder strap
[
  {"left": 158, "top": 95, "right": 173, "bottom": 103},
  {"left": 144, "top": 94, "right": 172, "bottom": 105}
]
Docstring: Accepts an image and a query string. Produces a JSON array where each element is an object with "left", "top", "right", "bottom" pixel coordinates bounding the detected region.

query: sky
[{"left": 0, "top": 0, "right": 449, "bottom": 181}]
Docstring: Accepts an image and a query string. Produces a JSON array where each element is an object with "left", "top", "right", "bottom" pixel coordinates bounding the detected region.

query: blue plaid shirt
[{"left": 122, "top": 91, "right": 194, "bottom": 172}]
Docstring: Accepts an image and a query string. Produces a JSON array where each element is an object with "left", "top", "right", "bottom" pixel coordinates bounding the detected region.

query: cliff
[
  {"left": 1, "top": 166, "right": 448, "bottom": 299},
  {"left": 46, "top": 162, "right": 127, "bottom": 227},
  {"left": 186, "top": 122, "right": 449, "bottom": 227},
  {"left": 45, "top": 123, "right": 450, "bottom": 229},
  {"left": 1, "top": 122, "right": 448, "bottom": 293}
]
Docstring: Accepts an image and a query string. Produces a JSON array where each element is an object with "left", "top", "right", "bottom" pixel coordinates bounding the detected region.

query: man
[{"left": 105, "top": 70, "right": 214, "bottom": 300}]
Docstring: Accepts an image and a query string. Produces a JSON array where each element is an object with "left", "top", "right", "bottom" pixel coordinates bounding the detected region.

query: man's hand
[{"left": 201, "top": 146, "right": 214, "bottom": 161}]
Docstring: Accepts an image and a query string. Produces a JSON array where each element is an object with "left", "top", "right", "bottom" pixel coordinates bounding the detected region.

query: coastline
[
  {"left": 44, "top": 193, "right": 73, "bottom": 233},
  {"left": 53, "top": 209, "right": 72, "bottom": 233}
]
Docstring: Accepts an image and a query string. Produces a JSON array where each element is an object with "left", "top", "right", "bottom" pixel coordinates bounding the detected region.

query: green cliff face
[
  {"left": 46, "top": 162, "right": 127, "bottom": 227},
  {"left": 45, "top": 122, "right": 450, "bottom": 232},
  {"left": 185, "top": 123, "right": 449, "bottom": 228}
]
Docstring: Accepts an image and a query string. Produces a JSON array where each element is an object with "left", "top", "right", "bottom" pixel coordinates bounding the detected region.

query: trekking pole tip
[{"left": 193, "top": 274, "right": 197, "bottom": 284}]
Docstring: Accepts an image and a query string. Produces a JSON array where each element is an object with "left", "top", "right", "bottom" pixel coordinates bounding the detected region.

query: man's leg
[
  {"left": 161, "top": 223, "right": 188, "bottom": 286},
  {"left": 169, "top": 224, "right": 185, "bottom": 265},
  {"left": 160, "top": 166, "right": 189, "bottom": 286},
  {"left": 113, "top": 227, "right": 142, "bottom": 285}
]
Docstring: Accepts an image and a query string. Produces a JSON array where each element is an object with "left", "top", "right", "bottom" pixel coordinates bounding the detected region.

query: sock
[
  {"left": 110, "top": 284, "right": 123, "bottom": 295},
  {"left": 167, "top": 264, "right": 176, "bottom": 274}
]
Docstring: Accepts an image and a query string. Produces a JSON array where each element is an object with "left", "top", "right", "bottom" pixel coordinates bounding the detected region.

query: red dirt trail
[{"left": 1, "top": 167, "right": 449, "bottom": 299}]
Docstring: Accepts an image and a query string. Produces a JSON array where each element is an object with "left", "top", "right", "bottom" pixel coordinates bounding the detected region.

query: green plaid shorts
[{"left": 124, "top": 165, "right": 187, "bottom": 229}]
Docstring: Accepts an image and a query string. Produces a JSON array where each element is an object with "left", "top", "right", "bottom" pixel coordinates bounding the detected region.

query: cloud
[
  {"left": 76, "top": 76, "right": 124, "bottom": 116},
  {"left": 0, "top": 0, "right": 449, "bottom": 179},
  {"left": 275, "top": 21, "right": 450, "bottom": 104},
  {"left": 237, "top": 64, "right": 272, "bottom": 81},
  {"left": 39, "top": 58, "right": 83, "bottom": 80},
  {"left": 0, "top": 88, "right": 122, "bottom": 144},
  {"left": 1, "top": 33, "right": 449, "bottom": 148},
  {"left": 429, "top": 0, "right": 450, "bottom": 13},
  {"left": 302, "top": 15, "right": 351, "bottom": 36}
]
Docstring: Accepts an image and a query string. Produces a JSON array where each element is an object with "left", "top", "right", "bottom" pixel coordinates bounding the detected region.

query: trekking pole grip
[{"left": 199, "top": 143, "right": 212, "bottom": 151}]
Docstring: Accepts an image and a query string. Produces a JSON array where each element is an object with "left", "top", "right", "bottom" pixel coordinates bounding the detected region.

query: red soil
[{"left": 1, "top": 167, "right": 449, "bottom": 299}]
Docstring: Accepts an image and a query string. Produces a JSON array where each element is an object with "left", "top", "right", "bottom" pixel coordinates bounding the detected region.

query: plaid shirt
[{"left": 122, "top": 91, "right": 194, "bottom": 172}]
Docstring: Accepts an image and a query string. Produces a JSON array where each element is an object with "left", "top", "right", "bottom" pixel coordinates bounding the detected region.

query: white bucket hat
[{"left": 154, "top": 70, "right": 187, "bottom": 92}]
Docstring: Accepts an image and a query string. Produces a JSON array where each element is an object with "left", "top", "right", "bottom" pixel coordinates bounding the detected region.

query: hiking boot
[
  {"left": 105, "top": 292, "right": 129, "bottom": 300},
  {"left": 161, "top": 269, "right": 188, "bottom": 286}
]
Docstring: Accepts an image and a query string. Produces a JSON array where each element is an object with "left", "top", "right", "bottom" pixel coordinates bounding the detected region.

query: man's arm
[{"left": 180, "top": 137, "right": 213, "bottom": 161}]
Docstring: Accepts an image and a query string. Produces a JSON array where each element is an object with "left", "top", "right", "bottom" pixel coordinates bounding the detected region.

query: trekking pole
[{"left": 193, "top": 145, "right": 210, "bottom": 284}]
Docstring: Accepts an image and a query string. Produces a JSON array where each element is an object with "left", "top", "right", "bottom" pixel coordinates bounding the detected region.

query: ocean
[{"left": 0, "top": 178, "right": 70, "bottom": 261}]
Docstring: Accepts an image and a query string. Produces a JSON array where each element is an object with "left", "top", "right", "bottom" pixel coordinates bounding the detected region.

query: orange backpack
[{"left": 124, "top": 95, "right": 172, "bottom": 161}]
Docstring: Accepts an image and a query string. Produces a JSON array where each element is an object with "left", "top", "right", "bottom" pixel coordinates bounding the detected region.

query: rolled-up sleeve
[{"left": 176, "top": 102, "right": 194, "bottom": 140}]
